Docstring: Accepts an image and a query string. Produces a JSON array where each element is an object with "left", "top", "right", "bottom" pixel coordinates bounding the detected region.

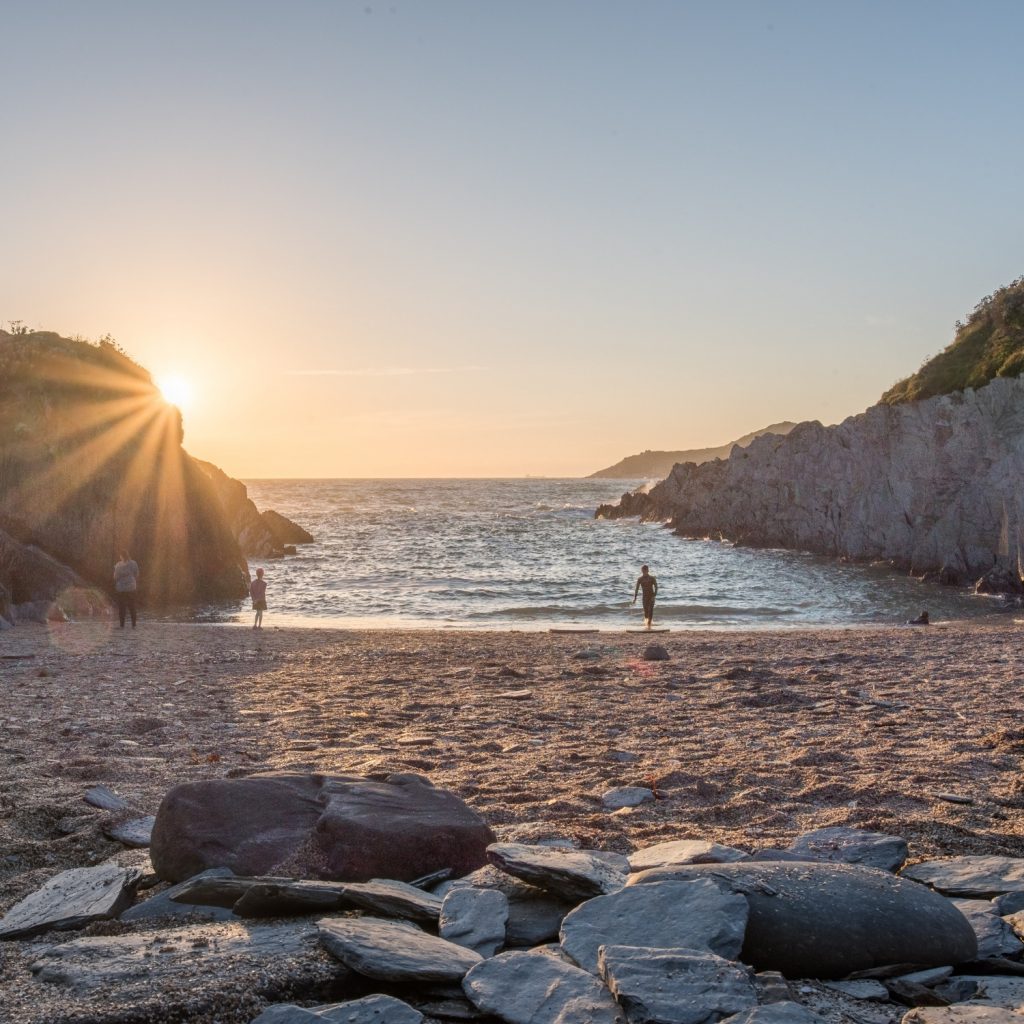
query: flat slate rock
[
  {"left": 823, "top": 979, "right": 890, "bottom": 1000},
  {"left": 487, "top": 843, "right": 627, "bottom": 902},
  {"left": 560, "top": 878, "right": 749, "bottom": 974},
  {"left": 787, "top": 827, "right": 909, "bottom": 873},
  {"left": 84, "top": 785, "right": 131, "bottom": 812},
  {"left": 318, "top": 916, "right": 482, "bottom": 983},
  {"left": 599, "top": 945, "right": 758, "bottom": 1024},
  {"left": 628, "top": 861, "right": 977, "bottom": 979},
  {"left": 722, "top": 1003, "right": 825, "bottom": 1024},
  {"left": 952, "top": 900, "right": 1024, "bottom": 959},
  {"left": 121, "top": 867, "right": 239, "bottom": 923},
  {"left": 439, "top": 887, "right": 509, "bottom": 956},
  {"left": 602, "top": 787, "right": 655, "bottom": 810},
  {"left": 102, "top": 815, "right": 156, "bottom": 848},
  {"left": 902, "top": 858, "right": 1024, "bottom": 898},
  {"left": 336, "top": 879, "right": 443, "bottom": 922},
  {"left": 903, "top": 1009, "right": 1024, "bottom": 1024},
  {"left": 234, "top": 879, "right": 352, "bottom": 918},
  {"left": 0, "top": 864, "right": 142, "bottom": 940},
  {"left": 31, "top": 919, "right": 331, "bottom": 996},
  {"left": 629, "top": 840, "right": 750, "bottom": 872},
  {"left": 253, "top": 995, "right": 425, "bottom": 1023},
  {"left": 940, "top": 976, "right": 1024, "bottom": 1011},
  {"left": 462, "top": 948, "right": 625, "bottom": 1024}
]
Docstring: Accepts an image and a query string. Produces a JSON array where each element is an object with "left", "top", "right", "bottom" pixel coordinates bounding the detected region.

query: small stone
[
  {"left": 994, "top": 892, "right": 1024, "bottom": 916},
  {"left": 605, "top": 750, "right": 641, "bottom": 763},
  {"left": 83, "top": 785, "right": 131, "bottom": 812},
  {"left": 487, "top": 843, "right": 627, "bottom": 902},
  {"left": 601, "top": 786, "right": 655, "bottom": 810},
  {"left": 0, "top": 865, "right": 142, "bottom": 940},
  {"left": 823, "top": 979, "right": 890, "bottom": 1000},
  {"left": 103, "top": 815, "right": 156, "bottom": 848},
  {"left": 935, "top": 794, "right": 975, "bottom": 805},
  {"left": 642, "top": 645, "right": 670, "bottom": 661},
  {"left": 440, "top": 888, "right": 509, "bottom": 957},
  {"left": 318, "top": 916, "right": 482, "bottom": 983},
  {"left": 754, "top": 971, "right": 792, "bottom": 1004},
  {"left": 599, "top": 944, "right": 758, "bottom": 1024},
  {"left": 560, "top": 878, "right": 749, "bottom": 975},
  {"left": 952, "top": 900, "right": 1024, "bottom": 958},
  {"left": 629, "top": 840, "right": 749, "bottom": 872},
  {"left": 787, "top": 826, "right": 909, "bottom": 872},
  {"left": 944, "top": 976, "right": 1024, "bottom": 1010},
  {"left": 494, "top": 689, "right": 532, "bottom": 700},
  {"left": 462, "top": 948, "right": 625, "bottom": 1024}
]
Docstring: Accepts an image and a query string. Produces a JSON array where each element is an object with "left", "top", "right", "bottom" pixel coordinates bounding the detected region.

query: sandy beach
[{"left": 3, "top": 617, "right": 1024, "bottom": 1021}]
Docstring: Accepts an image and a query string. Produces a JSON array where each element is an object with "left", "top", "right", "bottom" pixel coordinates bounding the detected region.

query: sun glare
[{"left": 157, "top": 374, "right": 193, "bottom": 410}]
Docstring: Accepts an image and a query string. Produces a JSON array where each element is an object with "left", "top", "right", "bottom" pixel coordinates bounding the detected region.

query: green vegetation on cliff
[{"left": 881, "top": 276, "right": 1024, "bottom": 405}]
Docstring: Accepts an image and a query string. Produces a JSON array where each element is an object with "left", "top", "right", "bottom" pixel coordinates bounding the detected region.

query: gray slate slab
[
  {"left": 601, "top": 787, "right": 655, "bottom": 810},
  {"left": 902, "top": 858, "right": 1024, "bottom": 897},
  {"left": 30, "top": 919, "right": 332, "bottom": 996},
  {"left": 336, "top": 879, "right": 443, "bottom": 922},
  {"left": 261, "top": 995, "right": 422, "bottom": 1023},
  {"left": 822, "top": 979, "right": 890, "bottom": 1000},
  {"left": 598, "top": 945, "right": 758, "bottom": 1024},
  {"left": 102, "top": 815, "right": 156, "bottom": 848},
  {"left": 787, "top": 827, "right": 909, "bottom": 873},
  {"left": 945, "top": 975, "right": 1024, "bottom": 1010},
  {"left": 721, "top": 1003, "right": 825, "bottom": 1024},
  {"left": 121, "top": 867, "right": 239, "bottom": 923},
  {"left": 318, "top": 916, "right": 482, "bottom": 983},
  {"left": 83, "top": 785, "right": 131, "bottom": 812},
  {"left": 0, "top": 864, "right": 142, "bottom": 940},
  {"left": 505, "top": 896, "right": 573, "bottom": 947},
  {"left": 952, "top": 900, "right": 1024, "bottom": 959},
  {"left": 629, "top": 840, "right": 749, "bottom": 872},
  {"left": 487, "top": 842, "right": 627, "bottom": 902},
  {"left": 560, "top": 878, "right": 749, "bottom": 975},
  {"left": 439, "top": 887, "right": 509, "bottom": 956},
  {"left": 628, "top": 861, "right": 977, "bottom": 979},
  {"left": 462, "top": 948, "right": 625, "bottom": 1024}
]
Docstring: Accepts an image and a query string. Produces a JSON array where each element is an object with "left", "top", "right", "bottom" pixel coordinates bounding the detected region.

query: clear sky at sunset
[{"left": 2, "top": 1, "right": 1022, "bottom": 477}]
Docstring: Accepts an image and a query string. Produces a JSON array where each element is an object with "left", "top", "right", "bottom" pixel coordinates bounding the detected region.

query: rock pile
[{"left": 12, "top": 798, "right": 1024, "bottom": 1023}]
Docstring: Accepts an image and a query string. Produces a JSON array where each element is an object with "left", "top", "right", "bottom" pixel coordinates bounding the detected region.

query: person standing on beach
[
  {"left": 632, "top": 564, "right": 658, "bottom": 629},
  {"left": 113, "top": 551, "right": 139, "bottom": 629},
  {"left": 250, "top": 568, "right": 268, "bottom": 629}
]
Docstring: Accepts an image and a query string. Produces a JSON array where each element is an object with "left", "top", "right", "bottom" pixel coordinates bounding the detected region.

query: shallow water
[{"left": 234, "top": 478, "right": 994, "bottom": 630}]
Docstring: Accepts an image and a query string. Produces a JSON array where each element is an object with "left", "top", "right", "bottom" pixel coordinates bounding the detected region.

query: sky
[{"left": 2, "top": 1, "right": 1022, "bottom": 478}]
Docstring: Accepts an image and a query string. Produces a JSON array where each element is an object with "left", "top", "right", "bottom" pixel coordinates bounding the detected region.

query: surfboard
[
  {"left": 548, "top": 628, "right": 601, "bottom": 634},
  {"left": 626, "top": 628, "right": 671, "bottom": 633}
]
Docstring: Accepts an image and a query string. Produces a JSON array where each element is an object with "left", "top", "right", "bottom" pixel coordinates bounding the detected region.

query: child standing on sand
[{"left": 250, "top": 568, "right": 268, "bottom": 629}]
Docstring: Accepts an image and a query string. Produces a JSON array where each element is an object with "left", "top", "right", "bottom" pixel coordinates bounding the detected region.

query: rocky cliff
[
  {"left": 588, "top": 422, "right": 796, "bottom": 479},
  {"left": 598, "top": 374, "right": 1024, "bottom": 589},
  {"left": 0, "top": 330, "right": 310, "bottom": 623}
]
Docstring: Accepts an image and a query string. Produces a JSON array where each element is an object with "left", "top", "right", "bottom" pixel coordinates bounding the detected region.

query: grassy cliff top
[{"left": 881, "top": 276, "right": 1024, "bottom": 405}]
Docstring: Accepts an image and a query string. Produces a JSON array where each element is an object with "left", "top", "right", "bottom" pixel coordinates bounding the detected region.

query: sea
[{"left": 231, "top": 478, "right": 995, "bottom": 631}]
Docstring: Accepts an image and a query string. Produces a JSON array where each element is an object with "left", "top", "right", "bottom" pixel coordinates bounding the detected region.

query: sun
[{"left": 156, "top": 374, "right": 194, "bottom": 410}]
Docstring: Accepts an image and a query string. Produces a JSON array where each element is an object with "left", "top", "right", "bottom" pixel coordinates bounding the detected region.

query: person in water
[
  {"left": 632, "top": 564, "right": 658, "bottom": 628},
  {"left": 113, "top": 550, "right": 140, "bottom": 629},
  {"left": 250, "top": 568, "right": 268, "bottom": 629}
]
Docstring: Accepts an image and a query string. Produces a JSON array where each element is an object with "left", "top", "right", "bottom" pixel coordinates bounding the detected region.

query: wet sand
[{"left": 2, "top": 618, "right": 1024, "bottom": 1020}]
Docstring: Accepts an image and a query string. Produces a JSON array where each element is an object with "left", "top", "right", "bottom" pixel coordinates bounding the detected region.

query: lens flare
[{"left": 157, "top": 375, "right": 193, "bottom": 409}]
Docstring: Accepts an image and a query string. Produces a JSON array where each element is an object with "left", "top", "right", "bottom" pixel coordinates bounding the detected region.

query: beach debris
[
  {"left": 83, "top": 785, "right": 131, "bottom": 812},
  {"left": 951, "top": 900, "right": 1024, "bottom": 959},
  {"left": 629, "top": 839, "right": 750, "bottom": 872},
  {"left": 486, "top": 842, "right": 627, "bottom": 902},
  {"left": 560, "top": 878, "right": 749, "bottom": 974},
  {"left": 936, "top": 793, "right": 975, "bottom": 805},
  {"left": 318, "top": 915, "right": 482, "bottom": 983},
  {"left": 251, "top": 995, "right": 423, "bottom": 1023},
  {"left": 102, "top": 814, "right": 156, "bottom": 848},
  {"left": 462, "top": 948, "right": 625, "bottom": 1024},
  {"left": 785, "top": 826, "right": 909, "bottom": 872},
  {"left": 601, "top": 786, "right": 656, "bottom": 810},
  {"left": 902, "top": 857, "right": 1024, "bottom": 897},
  {"left": 439, "top": 887, "right": 509, "bottom": 957},
  {"left": 0, "top": 864, "right": 142, "bottom": 940},
  {"left": 121, "top": 867, "right": 240, "bottom": 923},
  {"left": 605, "top": 749, "right": 642, "bottom": 762},
  {"left": 149, "top": 772, "right": 494, "bottom": 883},
  {"left": 494, "top": 688, "right": 532, "bottom": 700},
  {"left": 334, "top": 879, "right": 443, "bottom": 923},
  {"left": 627, "top": 861, "right": 978, "bottom": 978},
  {"left": 642, "top": 644, "right": 670, "bottom": 661},
  {"left": 599, "top": 945, "right": 758, "bottom": 1024}
]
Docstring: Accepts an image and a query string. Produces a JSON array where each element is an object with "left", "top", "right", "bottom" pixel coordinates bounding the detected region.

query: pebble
[
  {"left": 642, "top": 644, "right": 670, "bottom": 661},
  {"left": 601, "top": 786, "right": 655, "bottom": 809}
]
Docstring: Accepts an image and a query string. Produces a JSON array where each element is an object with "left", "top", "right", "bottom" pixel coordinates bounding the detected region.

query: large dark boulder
[
  {"left": 261, "top": 509, "right": 314, "bottom": 546},
  {"left": 628, "top": 861, "right": 977, "bottom": 979},
  {"left": 150, "top": 772, "right": 494, "bottom": 884}
]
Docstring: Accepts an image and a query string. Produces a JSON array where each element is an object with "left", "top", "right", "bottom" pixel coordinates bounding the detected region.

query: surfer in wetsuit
[{"left": 632, "top": 565, "right": 658, "bottom": 629}]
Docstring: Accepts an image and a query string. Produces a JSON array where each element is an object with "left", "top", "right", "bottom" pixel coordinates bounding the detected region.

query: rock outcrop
[{"left": 599, "top": 374, "right": 1024, "bottom": 589}]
